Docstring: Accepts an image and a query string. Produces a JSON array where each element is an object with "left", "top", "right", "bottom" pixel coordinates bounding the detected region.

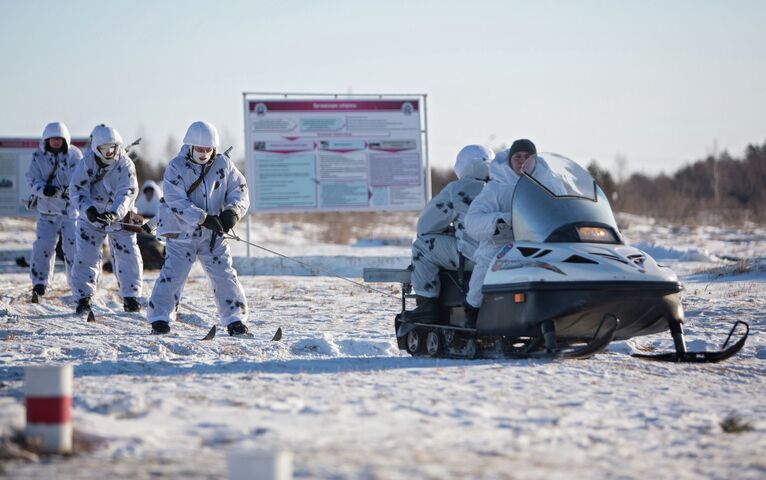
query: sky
[{"left": 1, "top": 0, "right": 764, "bottom": 176}]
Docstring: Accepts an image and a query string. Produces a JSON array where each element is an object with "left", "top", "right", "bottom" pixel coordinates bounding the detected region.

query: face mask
[
  {"left": 191, "top": 146, "right": 213, "bottom": 164},
  {"left": 97, "top": 143, "right": 118, "bottom": 163}
]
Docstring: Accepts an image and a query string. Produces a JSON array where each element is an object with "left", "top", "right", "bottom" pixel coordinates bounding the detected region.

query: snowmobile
[{"left": 364, "top": 153, "right": 749, "bottom": 361}]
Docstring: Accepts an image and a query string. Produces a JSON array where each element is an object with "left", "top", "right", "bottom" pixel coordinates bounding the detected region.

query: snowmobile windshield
[
  {"left": 523, "top": 153, "right": 596, "bottom": 200},
  {"left": 512, "top": 153, "right": 621, "bottom": 244}
]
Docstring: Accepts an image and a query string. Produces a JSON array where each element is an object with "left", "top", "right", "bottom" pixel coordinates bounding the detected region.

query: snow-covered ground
[{"left": 1, "top": 214, "right": 765, "bottom": 479}]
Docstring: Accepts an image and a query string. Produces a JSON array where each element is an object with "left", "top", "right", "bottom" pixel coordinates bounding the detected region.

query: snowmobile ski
[
  {"left": 632, "top": 320, "right": 749, "bottom": 363},
  {"left": 504, "top": 315, "right": 618, "bottom": 360}
]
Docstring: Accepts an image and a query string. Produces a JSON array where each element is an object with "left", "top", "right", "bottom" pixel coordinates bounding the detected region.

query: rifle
[{"left": 206, "top": 146, "right": 233, "bottom": 252}]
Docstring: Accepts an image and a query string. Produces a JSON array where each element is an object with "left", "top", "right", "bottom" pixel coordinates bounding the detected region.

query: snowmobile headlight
[{"left": 577, "top": 226, "right": 616, "bottom": 243}]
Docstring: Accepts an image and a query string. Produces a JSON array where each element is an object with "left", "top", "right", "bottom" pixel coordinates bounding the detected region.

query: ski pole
[{"left": 222, "top": 230, "right": 400, "bottom": 299}]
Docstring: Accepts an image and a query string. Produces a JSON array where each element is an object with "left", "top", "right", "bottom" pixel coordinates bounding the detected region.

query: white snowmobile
[{"left": 365, "top": 153, "right": 749, "bottom": 361}]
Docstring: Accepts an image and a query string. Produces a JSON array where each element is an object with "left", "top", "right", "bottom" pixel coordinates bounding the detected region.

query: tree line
[{"left": 588, "top": 139, "right": 766, "bottom": 224}]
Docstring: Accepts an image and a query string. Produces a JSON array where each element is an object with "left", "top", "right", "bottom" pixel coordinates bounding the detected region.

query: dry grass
[
  {"left": 252, "top": 211, "right": 416, "bottom": 245},
  {"left": 692, "top": 257, "right": 765, "bottom": 277},
  {"left": 720, "top": 415, "right": 755, "bottom": 434},
  {"left": 0, "top": 427, "right": 105, "bottom": 469}
]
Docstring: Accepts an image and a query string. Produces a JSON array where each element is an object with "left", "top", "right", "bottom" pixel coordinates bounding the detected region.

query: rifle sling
[
  {"left": 186, "top": 160, "right": 214, "bottom": 195},
  {"left": 44, "top": 155, "right": 60, "bottom": 185}
]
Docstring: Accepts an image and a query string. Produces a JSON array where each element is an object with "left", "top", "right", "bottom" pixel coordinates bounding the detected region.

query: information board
[
  {"left": 0, "top": 138, "right": 88, "bottom": 216},
  {"left": 243, "top": 97, "right": 428, "bottom": 213}
]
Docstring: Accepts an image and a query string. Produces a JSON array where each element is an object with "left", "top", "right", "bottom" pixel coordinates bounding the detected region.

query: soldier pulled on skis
[
  {"left": 26, "top": 122, "right": 83, "bottom": 303},
  {"left": 69, "top": 124, "right": 144, "bottom": 314},
  {"left": 146, "top": 121, "right": 251, "bottom": 337}
]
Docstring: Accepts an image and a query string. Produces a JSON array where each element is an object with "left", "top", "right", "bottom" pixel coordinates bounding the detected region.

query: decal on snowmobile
[
  {"left": 491, "top": 259, "right": 566, "bottom": 275},
  {"left": 495, "top": 244, "right": 513, "bottom": 259}
]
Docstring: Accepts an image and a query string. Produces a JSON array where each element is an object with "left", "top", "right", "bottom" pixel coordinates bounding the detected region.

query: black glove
[
  {"left": 201, "top": 214, "right": 224, "bottom": 234},
  {"left": 86, "top": 206, "right": 98, "bottom": 223},
  {"left": 219, "top": 209, "right": 239, "bottom": 233},
  {"left": 494, "top": 218, "right": 511, "bottom": 236},
  {"left": 95, "top": 211, "right": 118, "bottom": 226},
  {"left": 43, "top": 185, "right": 58, "bottom": 197}
]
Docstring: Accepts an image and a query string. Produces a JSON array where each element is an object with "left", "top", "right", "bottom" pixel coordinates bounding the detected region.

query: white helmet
[
  {"left": 40, "top": 122, "right": 72, "bottom": 150},
  {"left": 90, "top": 124, "right": 124, "bottom": 165},
  {"left": 183, "top": 121, "right": 219, "bottom": 164},
  {"left": 454, "top": 144, "right": 493, "bottom": 179}
]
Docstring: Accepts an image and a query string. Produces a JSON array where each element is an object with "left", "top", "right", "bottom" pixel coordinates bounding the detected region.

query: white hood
[
  {"left": 183, "top": 121, "right": 219, "bottom": 148},
  {"left": 39, "top": 122, "right": 72, "bottom": 150},
  {"left": 141, "top": 179, "right": 161, "bottom": 192},
  {"left": 89, "top": 124, "right": 124, "bottom": 164},
  {"left": 136, "top": 180, "right": 162, "bottom": 217},
  {"left": 454, "top": 144, "right": 492, "bottom": 180},
  {"left": 489, "top": 149, "right": 520, "bottom": 185}
]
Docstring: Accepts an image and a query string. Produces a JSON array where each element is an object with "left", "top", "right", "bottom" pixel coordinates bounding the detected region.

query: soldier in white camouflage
[
  {"left": 146, "top": 121, "right": 250, "bottom": 336},
  {"left": 403, "top": 145, "right": 492, "bottom": 324},
  {"left": 26, "top": 122, "right": 83, "bottom": 302}
]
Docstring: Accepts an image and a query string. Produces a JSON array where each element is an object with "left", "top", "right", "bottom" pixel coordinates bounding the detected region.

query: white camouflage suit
[
  {"left": 69, "top": 131, "right": 143, "bottom": 301},
  {"left": 147, "top": 145, "right": 250, "bottom": 327},
  {"left": 26, "top": 122, "right": 83, "bottom": 288},
  {"left": 464, "top": 149, "right": 521, "bottom": 308},
  {"left": 135, "top": 179, "right": 162, "bottom": 218},
  {"left": 411, "top": 145, "right": 492, "bottom": 297}
]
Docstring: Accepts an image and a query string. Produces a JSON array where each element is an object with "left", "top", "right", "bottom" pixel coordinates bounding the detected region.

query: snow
[
  {"left": 630, "top": 242, "right": 715, "bottom": 262},
  {"left": 1, "top": 215, "right": 765, "bottom": 479}
]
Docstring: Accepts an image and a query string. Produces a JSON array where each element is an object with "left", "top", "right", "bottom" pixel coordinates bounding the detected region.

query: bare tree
[
  {"left": 614, "top": 153, "right": 628, "bottom": 185},
  {"left": 430, "top": 167, "right": 457, "bottom": 196},
  {"left": 163, "top": 135, "right": 179, "bottom": 164}
]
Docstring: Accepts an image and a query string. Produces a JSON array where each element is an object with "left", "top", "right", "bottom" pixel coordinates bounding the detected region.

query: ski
[
  {"left": 201, "top": 325, "right": 216, "bottom": 341},
  {"left": 632, "top": 320, "right": 749, "bottom": 363},
  {"left": 504, "top": 325, "right": 616, "bottom": 360},
  {"left": 197, "top": 324, "right": 282, "bottom": 342},
  {"left": 271, "top": 327, "right": 283, "bottom": 341}
]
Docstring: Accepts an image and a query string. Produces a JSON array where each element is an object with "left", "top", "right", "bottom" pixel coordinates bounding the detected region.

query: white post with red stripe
[{"left": 24, "top": 364, "right": 73, "bottom": 453}]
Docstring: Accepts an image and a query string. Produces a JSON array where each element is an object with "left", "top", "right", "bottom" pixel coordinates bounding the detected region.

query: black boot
[
  {"left": 151, "top": 320, "right": 170, "bottom": 334},
  {"left": 124, "top": 297, "right": 141, "bottom": 312},
  {"left": 227, "top": 321, "right": 249, "bottom": 336},
  {"left": 31, "top": 284, "right": 45, "bottom": 303},
  {"left": 402, "top": 295, "right": 438, "bottom": 324},
  {"left": 464, "top": 302, "right": 480, "bottom": 329},
  {"left": 76, "top": 297, "right": 92, "bottom": 314}
]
